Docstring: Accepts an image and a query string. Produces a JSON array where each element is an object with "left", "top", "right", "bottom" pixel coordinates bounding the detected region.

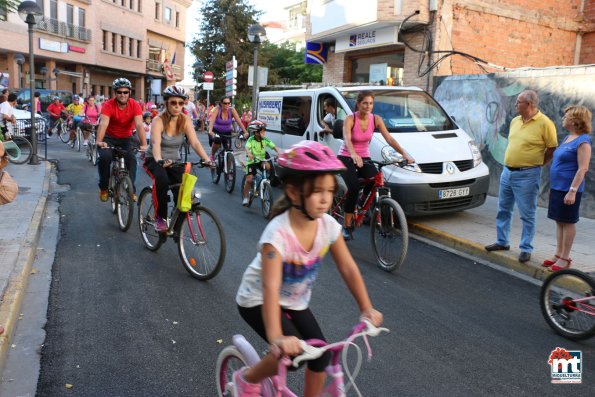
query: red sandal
[
  {"left": 549, "top": 258, "right": 572, "bottom": 272},
  {"left": 542, "top": 255, "right": 560, "bottom": 267}
]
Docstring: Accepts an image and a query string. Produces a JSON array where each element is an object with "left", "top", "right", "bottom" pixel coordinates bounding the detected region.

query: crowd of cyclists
[{"left": 43, "top": 77, "right": 407, "bottom": 396}]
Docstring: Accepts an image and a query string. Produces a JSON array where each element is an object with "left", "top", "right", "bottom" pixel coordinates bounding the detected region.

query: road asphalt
[{"left": 0, "top": 148, "right": 593, "bottom": 380}]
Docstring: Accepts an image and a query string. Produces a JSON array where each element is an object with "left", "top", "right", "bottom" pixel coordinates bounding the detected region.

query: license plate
[{"left": 439, "top": 187, "right": 470, "bottom": 199}]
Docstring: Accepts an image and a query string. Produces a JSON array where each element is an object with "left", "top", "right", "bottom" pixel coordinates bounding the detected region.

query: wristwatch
[{"left": 569, "top": 187, "right": 578, "bottom": 192}]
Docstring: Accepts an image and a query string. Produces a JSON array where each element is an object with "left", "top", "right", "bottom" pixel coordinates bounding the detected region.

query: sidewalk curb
[
  {"left": 0, "top": 162, "right": 52, "bottom": 377},
  {"left": 408, "top": 220, "right": 552, "bottom": 281}
]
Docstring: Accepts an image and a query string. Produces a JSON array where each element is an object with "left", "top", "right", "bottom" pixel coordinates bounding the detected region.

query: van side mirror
[
  {"left": 450, "top": 115, "right": 456, "bottom": 122},
  {"left": 332, "top": 119, "right": 344, "bottom": 139}
]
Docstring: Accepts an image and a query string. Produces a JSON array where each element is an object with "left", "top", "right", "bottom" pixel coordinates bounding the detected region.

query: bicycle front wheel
[
  {"left": 138, "top": 188, "right": 165, "bottom": 251},
  {"left": 90, "top": 136, "right": 98, "bottom": 166},
  {"left": 75, "top": 127, "right": 82, "bottom": 152},
  {"left": 216, "top": 346, "right": 247, "bottom": 397},
  {"left": 370, "top": 197, "right": 408, "bottom": 272},
  {"left": 177, "top": 205, "right": 225, "bottom": 280},
  {"left": 116, "top": 175, "right": 134, "bottom": 231},
  {"left": 7, "top": 136, "right": 32, "bottom": 164},
  {"left": 211, "top": 153, "right": 222, "bottom": 184},
  {"left": 59, "top": 122, "right": 70, "bottom": 143},
  {"left": 225, "top": 153, "right": 236, "bottom": 193},
  {"left": 261, "top": 181, "right": 273, "bottom": 219},
  {"left": 540, "top": 269, "right": 595, "bottom": 340}
]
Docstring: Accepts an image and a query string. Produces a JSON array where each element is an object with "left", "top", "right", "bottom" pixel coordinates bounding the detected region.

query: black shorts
[
  {"left": 246, "top": 162, "right": 265, "bottom": 176},
  {"left": 209, "top": 131, "right": 232, "bottom": 150}
]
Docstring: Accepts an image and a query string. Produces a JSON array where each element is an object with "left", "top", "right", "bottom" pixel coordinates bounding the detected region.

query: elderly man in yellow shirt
[{"left": 485, "top": 90, "right": 558, "bottom": 263}]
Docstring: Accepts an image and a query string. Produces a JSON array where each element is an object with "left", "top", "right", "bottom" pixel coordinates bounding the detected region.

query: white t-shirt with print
[
  {"left": 0, "top": 101, "right": 15, "bottom": 135},
  {"left": 236, "top": 211, "right": 341, "bottom": 311}
]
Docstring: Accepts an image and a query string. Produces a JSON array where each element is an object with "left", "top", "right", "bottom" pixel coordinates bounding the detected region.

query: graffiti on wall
[{"left": 434, "top": 68, "right": 595, "bottom": 219}]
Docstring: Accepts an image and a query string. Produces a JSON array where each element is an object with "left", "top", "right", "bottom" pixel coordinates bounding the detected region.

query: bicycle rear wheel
[
  {"left": 59, "top": 122, "right": 70, "bottom": 143},
  {"left": 370, "top": 197, "right": 408, "bottom": 272},
  {"left": 177, "top": 205, "right": 225, "bottom": 280},
  {"left": 6, "top": 136, "right": 33, "bottom": 164},
  {"left": 116, "top": 175, "right": 134, "bottom": 231},
  {"left": 261, "top": 181, "right": 273, "bottom": 219},
  {"left": 225, "top": 152, "right": 236, "bottom": 193},
  {"left": 540, "top": 269, "right": 595, "bottom": 340},
  {"left": 138, "top": 188, "right": 165, "bottom": 251}
]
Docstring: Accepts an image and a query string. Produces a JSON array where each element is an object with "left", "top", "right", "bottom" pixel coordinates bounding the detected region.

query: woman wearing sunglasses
[
  {"left": 207, "top": 95, "right": 249, "bottom": 160},
  {"left": 143, "top": 86, "right": 213, "bottom": 232}
]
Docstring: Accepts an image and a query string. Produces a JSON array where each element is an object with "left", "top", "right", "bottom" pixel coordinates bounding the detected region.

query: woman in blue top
[
  {"left": 207, "top": 95, "right": 248, "bottom": 159},
  {"left": 544, "top": 105, "right": 592, "bottom": 271}
]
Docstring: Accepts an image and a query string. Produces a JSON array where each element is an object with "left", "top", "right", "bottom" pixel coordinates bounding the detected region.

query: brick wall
[
  {"left": 323, "top": 51, "right": 346, "bottom": 85},
  {"left": 450, "top": 3, "right": 577, "bottom": 74},
  {"left": 581, "top": 0, "right": 595, "bottom": 64},
  {"left": 402, "top": 33, "right": 429, "bottom": 89}
]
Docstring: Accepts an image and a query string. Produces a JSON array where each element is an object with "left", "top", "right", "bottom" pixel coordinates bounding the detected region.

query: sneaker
[
  {"left": 99, "top": 189, "right": 109, "bottom": 202},
  {"left": 154, "top": 217, "right": 168, "bottom": 233},
  {"left": 132, "top": 193, "right": 138, "bottom": 202},
  {"left": 83, "top": 140, "right": 89, "bottom": 146},
  {"left": 67, "top": 140, "right": 73, "bottom": 145},
  {"left": 232, "top": 368, "right": 261, "bottom": 397},
  {"left": 242, "top": 197, "right": 249, "bottom": 206},
  {"left": 342, "top": 226, "right": 354, "bottom": 241}
]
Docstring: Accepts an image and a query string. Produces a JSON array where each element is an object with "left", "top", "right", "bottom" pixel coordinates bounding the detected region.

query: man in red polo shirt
[
  {"left": 46, "top": 96, "right": 66, "bottom": 137},
  {"left": 96, "top": 78, "right": 147, "bottom": 202}
]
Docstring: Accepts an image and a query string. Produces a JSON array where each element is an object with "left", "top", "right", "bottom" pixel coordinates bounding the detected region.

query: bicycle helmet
[
  {"left": 247, "top": 120, "right": 266, "bottom": 135},
  {"left": 163, "top": 85, "right": 188, "bottom": 100},
  {"left": 277, "top": 140, "right": 345, "bottom": 180},
  {"left": 142, "top": 112, "right": 152, "bottom": 119},
  {"left": 73, "top": 94, "right": 80, "bottom": 102},
  {"left": 112, "top": 78, "right": 132, "bottom": 89}
]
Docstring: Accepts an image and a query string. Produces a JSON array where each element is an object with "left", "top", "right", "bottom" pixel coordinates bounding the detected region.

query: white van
[{"left": 257, "top": 86, "right": 489, "bottom": 216}]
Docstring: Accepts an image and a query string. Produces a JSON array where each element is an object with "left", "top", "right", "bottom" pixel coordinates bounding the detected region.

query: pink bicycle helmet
[{"left": 277, "top": 140, "right": 345, "bottom": 180}]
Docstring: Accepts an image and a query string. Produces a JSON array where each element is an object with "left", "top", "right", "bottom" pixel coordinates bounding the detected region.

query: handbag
[
  {"left": 176, "top": 162, "right": 197, "bottom": 212},
  {"left": 0, "top": 170, "right": 18, "bottom": 205}
]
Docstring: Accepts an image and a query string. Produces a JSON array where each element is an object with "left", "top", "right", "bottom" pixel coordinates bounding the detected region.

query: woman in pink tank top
[{"left": 338, "top": 90, "right": 414, "bottom": 240}]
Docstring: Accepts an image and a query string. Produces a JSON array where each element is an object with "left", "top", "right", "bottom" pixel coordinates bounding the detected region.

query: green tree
[
  {"left": 259, "top": 42, "right": 322, "bottom": 86},
  {"left": 188, "top": 0, "right": 260, "bottom": 103},
  {"left": 1, "top": 0, "right": 22, "bottom": 14}
]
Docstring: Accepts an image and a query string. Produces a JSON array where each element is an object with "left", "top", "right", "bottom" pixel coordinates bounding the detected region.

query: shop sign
[
  {"left": 39, "top": 38, "right": 68, "bottom": 53},
  {"left": 68, "top": 45, "right": 86, "bottom": 54},
  {"left": 335, "top": 27, "right": 399, "bottom": 53}
]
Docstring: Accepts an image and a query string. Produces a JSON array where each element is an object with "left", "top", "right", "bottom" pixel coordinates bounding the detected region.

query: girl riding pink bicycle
[{"left": 232, "top": 141, "right": 384, "bottom": 397}]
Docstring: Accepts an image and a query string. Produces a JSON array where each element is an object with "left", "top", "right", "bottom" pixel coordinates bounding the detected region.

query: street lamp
[
  {"left": 248, "top": 24, "right": 266, "bottom": 119},
  {"left": 14, "top": 53, "right": 25, "bottom": 89},
  {"left": 18, "top": 0, "right": 43, "bottom": 165},
  {"left": 40, "top": 67, "right": 60, "bottom": 89}
]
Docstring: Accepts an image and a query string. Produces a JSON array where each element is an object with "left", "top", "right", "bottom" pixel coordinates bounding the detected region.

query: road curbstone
[{"left": 408, "top": 220, "right": 552, "bottom": 282}]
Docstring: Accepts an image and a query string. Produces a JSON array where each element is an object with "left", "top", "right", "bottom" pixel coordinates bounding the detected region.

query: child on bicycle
[
  {"left": 242, "top": 120, "right": 280, "bottom": 206},
  {"left": 233, "top": 140, "right": 384, "bottom": 397}
]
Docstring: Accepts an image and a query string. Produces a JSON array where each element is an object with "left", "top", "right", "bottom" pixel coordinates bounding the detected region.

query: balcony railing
[
  {"left": 36, "top": 17, "right": 92, "bottom": 42},
  {"left": 146, "top": 60, "right": 183, "bottom": 80}
]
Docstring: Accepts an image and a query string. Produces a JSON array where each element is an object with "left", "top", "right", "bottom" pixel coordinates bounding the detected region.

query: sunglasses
[
  {"left": 115, "top": 90, "right": 130, "bottom": 95},
  {"left": 168, "top": 100, "right": 185, "bottom": 106},
  {"left": 222, "top": 101, "right": 231, "bottom": 105}
]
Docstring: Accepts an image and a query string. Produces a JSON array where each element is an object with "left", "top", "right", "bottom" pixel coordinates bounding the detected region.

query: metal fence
[{"left": 12, "top": 118, "right": 48, "bottom": 141}]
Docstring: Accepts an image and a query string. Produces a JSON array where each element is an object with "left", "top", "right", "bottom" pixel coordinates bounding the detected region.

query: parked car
[
  {"left": 257, "top": 86, "right": 490, "bottom": 216},
  {"left": 14, "top": 89, "right": 73, "bottom": 114},
  {"left": 11, "top": 108, "right": 47, "bottom": 141}
]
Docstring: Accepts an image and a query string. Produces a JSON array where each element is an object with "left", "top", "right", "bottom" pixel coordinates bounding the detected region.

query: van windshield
[{"left": 338, "top": 89, "right": 455, "bottom": 132}]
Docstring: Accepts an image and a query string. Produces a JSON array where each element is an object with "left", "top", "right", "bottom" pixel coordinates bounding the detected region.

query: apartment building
[
  {"left": 0, "top": 0, "right": 191, "bottom": 101},
  {"left": 306, "top": 0, "right": 595, "bottom": 90}
]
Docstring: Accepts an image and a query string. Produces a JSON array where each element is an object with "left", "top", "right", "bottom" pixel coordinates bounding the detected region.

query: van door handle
[
  {"left": 306, "top": 132, "right": 310, "bottom": 140},
  {"left": 314, "top": 132, "right": 318, "bottom": 141}
]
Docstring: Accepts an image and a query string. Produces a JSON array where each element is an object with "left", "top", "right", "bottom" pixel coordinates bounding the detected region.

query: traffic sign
[
  {"left": 204, "top": 71, "right": 214, "bottom": 82},
  {"left": 203, "top": 82, "right": 214, "bottom": 90}
]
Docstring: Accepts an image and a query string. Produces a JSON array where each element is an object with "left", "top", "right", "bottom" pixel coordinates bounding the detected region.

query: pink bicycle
[{"left": 216, "top": 321, "right": 388, "bottom": 397}]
